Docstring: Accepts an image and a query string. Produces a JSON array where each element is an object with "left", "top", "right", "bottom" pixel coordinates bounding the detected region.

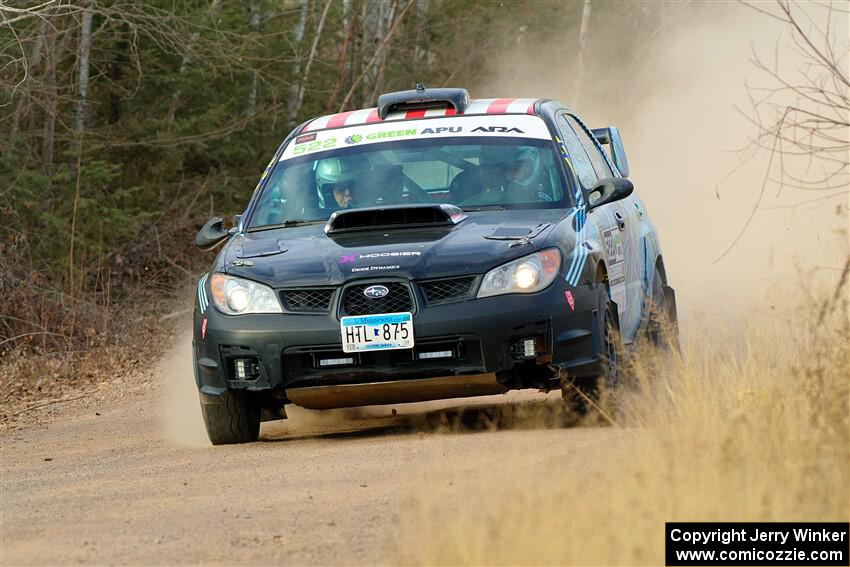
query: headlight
[
  {"left": 477, "top": 249, "right": 561, "bottom": 298},
  {"left": 209, "top": 273, "right": 282, "bottom": 315}
]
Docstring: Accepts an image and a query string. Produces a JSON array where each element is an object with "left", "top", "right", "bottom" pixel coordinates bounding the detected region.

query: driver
[
  {"left": 451, "top": 145, "right": 539, "bottom": 204},
  {"left": 315, "top": 157, "right": 361, "bottom": 209}
]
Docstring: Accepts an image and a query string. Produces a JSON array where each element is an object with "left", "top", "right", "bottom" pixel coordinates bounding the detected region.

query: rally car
[{"left": 193, "top": 86, "right": 677, "bottom": 444}]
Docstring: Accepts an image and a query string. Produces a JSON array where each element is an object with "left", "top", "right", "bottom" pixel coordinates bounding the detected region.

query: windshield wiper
[
  {"left": 461, "top": 205, "right": 506, "bottom": 212},
  {"left": 247, "top": 219, "right": 322, "bottom": 232}
]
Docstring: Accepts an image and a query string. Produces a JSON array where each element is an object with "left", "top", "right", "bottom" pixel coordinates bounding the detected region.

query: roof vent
[{"left": 377, "top": 86, "right": 470, "bottom": 119}]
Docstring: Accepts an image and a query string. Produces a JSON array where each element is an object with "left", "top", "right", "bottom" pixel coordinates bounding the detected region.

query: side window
[
  {"left": 556, "top": 114, "right": 597, "bottom": 189},
  {"left": 564, "top": 115, "right": 614, "bottom": 180}
]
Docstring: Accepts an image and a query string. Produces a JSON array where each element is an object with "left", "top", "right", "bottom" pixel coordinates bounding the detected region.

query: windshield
[{"left": 247, "top": 116, "right": 570, "bottom": 231}]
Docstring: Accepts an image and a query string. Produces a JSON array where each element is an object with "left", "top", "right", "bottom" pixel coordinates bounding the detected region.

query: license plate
[{"left": 340, "top": 312, "right": 414, "bottom": 353}]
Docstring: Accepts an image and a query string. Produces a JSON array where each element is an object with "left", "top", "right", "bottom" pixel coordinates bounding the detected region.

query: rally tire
[{"left": 200, "top": 390, "right": 261, "bottom": 445}]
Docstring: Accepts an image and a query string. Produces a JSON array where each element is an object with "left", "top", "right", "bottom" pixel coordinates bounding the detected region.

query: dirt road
[{"left": 1, "top": 331, "right": 624, "bottom": 565}]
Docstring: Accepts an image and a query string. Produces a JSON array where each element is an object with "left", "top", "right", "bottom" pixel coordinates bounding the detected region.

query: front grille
[
  {"left": 419, "top": 276, "right": 478, "bottom": 305},
  {"left": 281, "top": 288, "right": 335, "bottom": 312},
  {"left": 341, "top": 282, "right": 413, "bottom": 316}
]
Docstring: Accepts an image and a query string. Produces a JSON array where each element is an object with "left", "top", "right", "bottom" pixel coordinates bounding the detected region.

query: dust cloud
[
  {"left": 475, "top": 2, "right": 848, "bottom": 330},
  {"left": 158, "top": 325, "right": 209, "bottom": 447}
]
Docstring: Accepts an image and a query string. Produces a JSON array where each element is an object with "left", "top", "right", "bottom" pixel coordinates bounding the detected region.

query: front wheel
[
  {"left": 199, "top": 390, "right": 261, "bottom": 445},
  {"left": 560, "top": 286, "right": 620, "bottom": 425}
]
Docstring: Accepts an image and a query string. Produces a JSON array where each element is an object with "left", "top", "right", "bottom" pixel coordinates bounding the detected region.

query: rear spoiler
[
  {"left": 591, "top": 126, "right": 630, "bottom": 178},
  {"left": 325, "top": 204, "right": 467, "bottom": 235}
]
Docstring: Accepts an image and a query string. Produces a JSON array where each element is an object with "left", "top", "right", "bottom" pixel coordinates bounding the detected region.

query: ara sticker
[
  {"left": 201, "top": 317, "right": 208, "bottom": 340},
  {"left": 565, "top": 291, "right": 575, "bottom": 311},
  {"left": 295, "top": 133, "right": 317, "bottom": 144}
]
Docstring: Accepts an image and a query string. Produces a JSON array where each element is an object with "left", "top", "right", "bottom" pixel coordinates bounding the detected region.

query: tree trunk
[
  {"left": 10, "top": 19, "right": 48, "bottom": 145},
  {"left": 247, "top": 0, "right": 262, "bottom": 116},
  {"left": 368, "top": 0, "right": 399, "bottom": 105},
  {"left": 289, "top": 0, "right": 331, "bottom": 125},
  {"left": 73, "top": 0, "right": 94, "bottom": 134},
  {"left": 325, "top": 0, "right": 355, "bottom": 113},
  {"left": 42, "top": 28, "right": 57, "bottom": 169},
  {"left": 286, "top": 0, "right": 310, "bottom": 124},
  {"left": 412, "top": 0, "right": 429, "bottom": 67},
  {"left": 575, "top": 0, "right": 591, "bottom": 105}
]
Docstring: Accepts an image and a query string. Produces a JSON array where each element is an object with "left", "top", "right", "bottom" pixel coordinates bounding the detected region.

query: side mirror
[
  {"left": 587, "top": 178, "right": 634, "bottom": 210},
  {"left": 195, "top": 217, "right": 229, "bottom": 250},
  {"left": 233, "top": 214, "right": 243, "bottom": 232}
]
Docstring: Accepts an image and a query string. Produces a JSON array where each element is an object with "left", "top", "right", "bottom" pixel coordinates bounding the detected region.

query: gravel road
[{"left": 1, "top": 330, "right": 624, "bottom": 565}]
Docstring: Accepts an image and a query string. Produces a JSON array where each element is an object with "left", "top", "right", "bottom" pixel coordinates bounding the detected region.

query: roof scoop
[
  {"left": 325, "top": 204, "right": 467, "bottom": 235},
  {"left": 377, "top": 86, "right": 470, "bottom": 119}
]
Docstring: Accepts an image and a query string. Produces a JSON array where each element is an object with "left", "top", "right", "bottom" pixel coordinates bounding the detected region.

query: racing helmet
[
  {"left": 479, "top": 145, "right": 521, "bottom": 171},
  {"left": 514, "top": 146, "right": 541, "bottom": 185},
  {"left": 315, "top": 156, "right": 369, "bottom": 207}
]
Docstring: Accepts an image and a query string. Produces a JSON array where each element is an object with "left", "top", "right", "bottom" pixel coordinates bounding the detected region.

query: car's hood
[{"left": 220, "top": 209, "right": 572, "bottom": 287}]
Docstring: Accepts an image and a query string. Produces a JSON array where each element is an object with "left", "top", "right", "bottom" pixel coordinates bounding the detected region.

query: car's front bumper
[{"left": 193, "top": 278, "right": 605, "bottom": 405}]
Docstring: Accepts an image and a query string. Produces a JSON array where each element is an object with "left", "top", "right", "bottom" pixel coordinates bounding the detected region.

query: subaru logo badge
[{"left": 363, "top": 285, "right": 389, "bottom": 299}]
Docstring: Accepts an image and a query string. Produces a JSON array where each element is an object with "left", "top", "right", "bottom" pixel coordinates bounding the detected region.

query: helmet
[
  {"left": 514, "top": 146, "right": 541, "bottom": 184},
  {"left": 315, "top": 156, "right": 370, "bottom": 207},
  {"left": 479, "top": 145, "right": 521, "bottom": 170}
]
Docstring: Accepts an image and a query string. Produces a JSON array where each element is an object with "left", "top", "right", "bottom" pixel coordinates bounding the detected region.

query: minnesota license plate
[{"left": 340, "top": 312, "right": 414, "bottom": 353}]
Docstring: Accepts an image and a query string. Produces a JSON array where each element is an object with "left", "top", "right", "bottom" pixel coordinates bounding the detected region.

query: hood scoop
[
  {"left": 324, "top": 204, "right": 467, "bottom": 235},
  {"left": 235, "top": 238, "right": 288, "bottom": 258},
  {"left": 483, "top": 223, "right": 550, "bottom": 241}
]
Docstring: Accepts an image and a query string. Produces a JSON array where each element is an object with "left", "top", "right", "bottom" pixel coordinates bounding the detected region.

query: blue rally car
[{"left": 193, "top": 86, "right": 677, "bottom": 444}]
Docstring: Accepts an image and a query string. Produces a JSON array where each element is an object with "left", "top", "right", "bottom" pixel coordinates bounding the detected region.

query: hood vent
[{"left": 324, "top": 204, "right": 466, "bottom": 235}]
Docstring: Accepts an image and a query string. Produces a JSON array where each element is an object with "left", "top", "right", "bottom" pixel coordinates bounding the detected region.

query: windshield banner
[{"left": 281, "top": 115, "right": 553, "bottom": 161}]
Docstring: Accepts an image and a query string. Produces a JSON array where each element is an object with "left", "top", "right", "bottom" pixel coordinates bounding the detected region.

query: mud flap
[{"left": 662, "top": 285, "right": 678, "bottom": 325}]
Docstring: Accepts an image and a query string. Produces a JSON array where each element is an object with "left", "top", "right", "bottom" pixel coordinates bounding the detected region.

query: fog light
[
  {"left": 319, "top": 357, "right": 354, "bottom": 367},
  {"left": 418, "top": 350, "right": 453, "bottom": 360},
  {"left": 232, "top": 358, "right": 260, "bottom": 381}
]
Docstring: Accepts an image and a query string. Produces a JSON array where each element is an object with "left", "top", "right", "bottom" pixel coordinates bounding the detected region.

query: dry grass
[{"left": 396, "top": 276, "right": 849, "bottom": 565}]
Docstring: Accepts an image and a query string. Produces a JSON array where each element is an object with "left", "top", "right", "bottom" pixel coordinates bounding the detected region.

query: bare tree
[
  {"left": 574, "top": 0, "right": 591, "bottom": 106},
  {"left": 714, "top": 1, "right": 849, "bottom": 260},
  {"left": 742, "top": 1, "right": 849, "bottom": 198},
  {"left": 289, "top": 0, "right": 332, "bottom": 125},
  {"left": 72, "top": 0, "right": 93, "bottom": 133}
]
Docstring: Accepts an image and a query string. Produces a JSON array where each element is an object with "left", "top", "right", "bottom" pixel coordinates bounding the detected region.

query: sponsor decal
[
  {"left": 363, "top": 285, "right": 390, "bottom": 299},
  {"left": 295, "top": 133, "right": 317, "bottom": 144},
  {"left": 201, "top": 317, "right": 208, "bottom": 340},
  {"left": 366, "top": 128, "right": 417, "bottom": 140},
  {"left": 420, "top": 126, "right": 462, "bottom": 135},
  {"left": 603, "top": 227, "right": 625, "bottom": 266},
  {"left": 292, "top": 137, "right": 337, "bottom": 155},
  {"left": 281, "top": 115, "right": 553, "bottom": 161},
  {"left": 351, "top": 264, "right": 400, "bottom": 273},
  {"left": 632, "top": 200, "right": 644, "bottom": 219},
  {"left": 339, "top": 251, "right": 421, "bottom": 266},
  {"left": 359, "top": 251, "right": 421, "bottom": 259},
  {"left": 471, "top": 126, "right": 524, "bottom": 133},
  {"left": 565, "top": 291, "right": 575, "bottom": 311},
  {"left": 602, "top": 226, "right": 627, "bottom": 311}
]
